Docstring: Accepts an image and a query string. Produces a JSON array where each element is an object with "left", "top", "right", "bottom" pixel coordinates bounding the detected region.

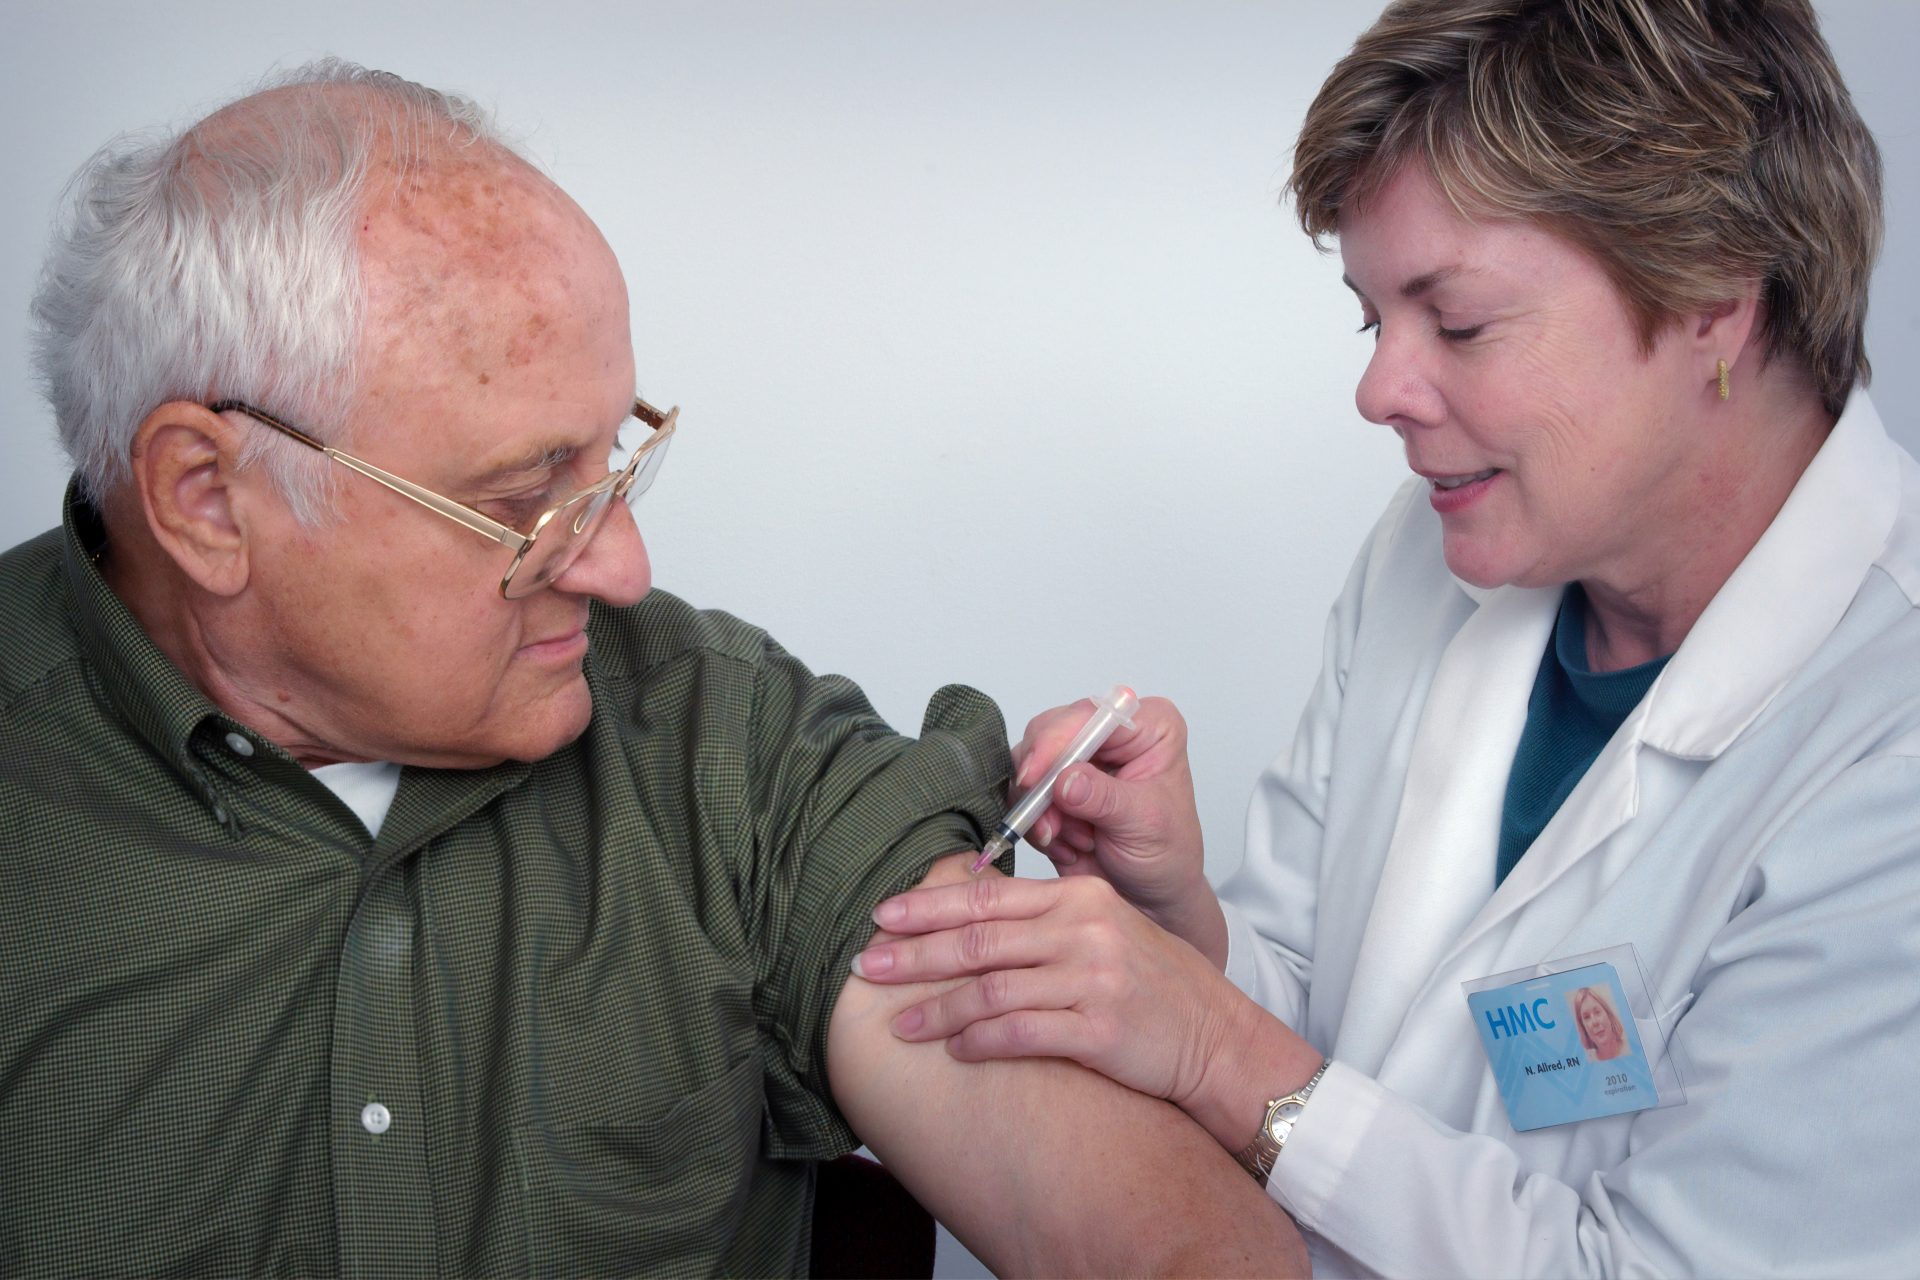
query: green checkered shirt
[{"left": 0, "top": 491, "right": 1011, "bottom": 1277}]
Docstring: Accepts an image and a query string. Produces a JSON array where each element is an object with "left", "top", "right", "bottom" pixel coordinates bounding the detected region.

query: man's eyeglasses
[{"left": 208, "top": 397, "right": 678, "bottom": 599}]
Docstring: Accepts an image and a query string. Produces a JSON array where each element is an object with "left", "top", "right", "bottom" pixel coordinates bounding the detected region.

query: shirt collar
[
  {"left": 1639, "top": 388, "right": 1898, "bottom": 757},
  {"left": 1553, "top": 585, "right": 1671, "bottom": 719},
  {"left": 59, "top": 479, "right": 243, "bottom": 778},
  {"left": 60, "top": 480, "right": 533, "bottom": 842}
]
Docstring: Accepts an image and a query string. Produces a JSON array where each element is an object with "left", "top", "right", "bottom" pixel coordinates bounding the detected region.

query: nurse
[
  {"left": 1571, "top": 988, "right": 1626, "bottom": 1064},
  {"left": 851, "top": 0, "right": 1920, "bottom": 1274}
]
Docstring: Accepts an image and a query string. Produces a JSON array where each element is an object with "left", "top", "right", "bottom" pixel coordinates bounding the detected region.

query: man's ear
[{"left": 129, "top": 401, "right": 255, "bottom": 597}]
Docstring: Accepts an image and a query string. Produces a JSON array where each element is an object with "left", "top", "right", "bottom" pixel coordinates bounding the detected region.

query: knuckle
[
  {"left": 1146, "top": 695, "right": 1186, "bottom": 733},
  {"left": 1003, "top": 1011, "right": 1045, "bottom": 1052},
  {"left": 977, "top": 968, "right": 1013, "bottom": 1011},
  {"left": 959, "top": 922, "right": 996, "bottom": 968},
  {"left": 1072, "top": 876, "right": 1119, "bottom": 907},
  {"left": 1024, "top": 706, "right": 1068, "bottom": 743},
  {"left": 1085, "top": 916, "right": 1126, "bottom": 953},
  {"left": 1083, "top": 775, "right": 1122, "bottom": 821},
  {"left": 966, "top": 874, "right": 1000, "bottom": 918}
]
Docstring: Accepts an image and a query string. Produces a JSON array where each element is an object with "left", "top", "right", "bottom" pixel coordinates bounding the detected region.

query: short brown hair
[{"left": 1288, "top": 0, "right": 1881, "bottom": 416}]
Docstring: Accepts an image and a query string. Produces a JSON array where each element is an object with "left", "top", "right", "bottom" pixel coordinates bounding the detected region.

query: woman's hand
[
  {"left": 1013, "top": 695, "right": 1225, "bottom": 963},
  {"left": 852, "top": 874, "right": 1322, "bottom": 1147}
]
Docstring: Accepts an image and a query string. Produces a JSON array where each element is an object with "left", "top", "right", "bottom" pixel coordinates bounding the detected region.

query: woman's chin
[
  {"left": 1440, "top": 542, "right": 1518, "bottom": 591},
  {"left": 1442, "top": 537, "right": 1569, "bottom": 593}
]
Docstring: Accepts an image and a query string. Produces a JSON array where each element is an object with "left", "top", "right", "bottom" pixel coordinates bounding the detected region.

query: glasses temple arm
[{"left": 323, "top": 451, "right": 531, "bottom": 550}]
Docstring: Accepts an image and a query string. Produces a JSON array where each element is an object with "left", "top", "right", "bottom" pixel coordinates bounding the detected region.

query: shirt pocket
[{"left": 515, "top": 1054, "right": 765, "bottom": 1277}]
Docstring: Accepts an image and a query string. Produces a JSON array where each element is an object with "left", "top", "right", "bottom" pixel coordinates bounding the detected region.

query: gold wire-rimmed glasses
[{"left": 208, "top": 396, "right": 678, "bottom": 598}]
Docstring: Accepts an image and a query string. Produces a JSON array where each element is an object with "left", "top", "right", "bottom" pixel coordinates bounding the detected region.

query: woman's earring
[{"left": 1717, "top": 359, "right": 1730, "bottom": 402}]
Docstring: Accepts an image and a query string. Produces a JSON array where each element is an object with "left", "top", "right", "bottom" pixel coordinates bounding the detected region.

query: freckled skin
[
  {"left": 1339, "top": 163, "right": 1831, "bottom": 669},
  {"left": 1343, "top": 167, "right": 1700, "bottom": 594},
  {"left": 173, "top": 88, "right": 650, "bottom": 767}
]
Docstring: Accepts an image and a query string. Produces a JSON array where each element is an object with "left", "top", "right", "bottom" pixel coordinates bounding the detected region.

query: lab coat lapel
[
  {"left": 1439, "top": 699, "right": 1650, "bottom": 967},
  {"left": 1434, "top": 392, "right": 1903, "bottom": 967},
  {"left": 1336, "top": 582, "right": 1560, "bottom": 1076}
]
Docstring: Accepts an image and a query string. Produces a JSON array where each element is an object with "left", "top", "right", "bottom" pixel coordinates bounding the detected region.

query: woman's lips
[{"left": 1426, "top": 468, "right": 1501, "bottom": 513}]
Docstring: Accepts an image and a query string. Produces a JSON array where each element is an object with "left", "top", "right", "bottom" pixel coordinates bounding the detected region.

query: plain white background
[{"left": 2, "top": 4, "right": 1913, "bottom": 1274}]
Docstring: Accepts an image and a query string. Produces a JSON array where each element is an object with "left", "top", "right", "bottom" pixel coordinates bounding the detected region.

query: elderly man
[{"left": 0, "top": 63, "right": 1302, "bottom": 1277}]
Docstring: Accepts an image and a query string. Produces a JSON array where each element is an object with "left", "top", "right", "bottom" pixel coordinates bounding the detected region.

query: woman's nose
[{"left": 1354, "top": 326, "right": 1444, "bottom": 433}]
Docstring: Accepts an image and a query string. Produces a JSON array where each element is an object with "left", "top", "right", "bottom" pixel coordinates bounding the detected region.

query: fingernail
[
  {"left": 874, "top": 898, "right": 905, "bottom": 928},
  {"left": 851, "top": 947, "right": 892, "bottom": 978},
  {"left": 1060, "top": 772, "right": 1090, "bottom": 805},
  {"left": 892, "top": 1007, "right": 925, "bottom": 1036}
]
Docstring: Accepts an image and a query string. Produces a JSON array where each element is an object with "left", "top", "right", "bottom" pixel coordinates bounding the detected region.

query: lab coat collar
[
  {"left": 1441, "top": 390, "right": 1898, "bottom": 759},
  {"left": 1452, "top": 577, "right": 1496, "bottom": 607},
  {"left": 1342, "top": 392, "right": 1897, "bottom": 1075},
  {"left": 1640, "top": 389, "right": 1899, "bottom": 759}
]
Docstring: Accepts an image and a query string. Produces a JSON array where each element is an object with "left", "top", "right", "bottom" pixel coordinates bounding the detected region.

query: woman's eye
[
  {"left": 1436, "top": 322, "right": 1485, "bottom": 342},
  {"left": 1357, "top": 319, "right": 1380, "bottom": 338}
]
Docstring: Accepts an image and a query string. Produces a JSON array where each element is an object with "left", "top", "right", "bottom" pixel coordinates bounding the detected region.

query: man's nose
[{"left": 553, "top": 500, "right": 651, "bottom": 607}]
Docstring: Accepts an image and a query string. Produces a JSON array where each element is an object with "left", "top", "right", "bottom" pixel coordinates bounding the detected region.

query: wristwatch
[{"left": 1235, "top": 1059, "right": 1329, "bottom": 1182}]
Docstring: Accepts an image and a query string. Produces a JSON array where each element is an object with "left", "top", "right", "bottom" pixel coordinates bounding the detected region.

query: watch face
[{"left": 1269, "top": 1099, "right": 1308, "bottom": 1144}]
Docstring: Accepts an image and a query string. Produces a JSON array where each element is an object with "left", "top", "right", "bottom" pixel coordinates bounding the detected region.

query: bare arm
[{"left": 828, "top": 853, "right": 1308, "bottom": 1279}]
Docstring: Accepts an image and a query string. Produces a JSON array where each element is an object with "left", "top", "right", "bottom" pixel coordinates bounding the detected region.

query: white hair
[{"left": 30, "top": 59, "right": 516, "bottom": 524}]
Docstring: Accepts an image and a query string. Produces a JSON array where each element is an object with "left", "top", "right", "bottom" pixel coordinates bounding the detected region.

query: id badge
[{"left": 1462, "top": 944, "right": 1686, "bottom": 1132}]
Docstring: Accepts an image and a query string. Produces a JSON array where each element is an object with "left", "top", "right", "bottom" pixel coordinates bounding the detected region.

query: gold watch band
[{"left": 1234, "top": 1059, "right": 1330, "bottom": 1182}]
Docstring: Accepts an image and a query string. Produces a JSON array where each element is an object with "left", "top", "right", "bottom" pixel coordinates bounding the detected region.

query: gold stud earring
[{"left": 1717, "top": 359, "right": 1730, "bottom": 402}]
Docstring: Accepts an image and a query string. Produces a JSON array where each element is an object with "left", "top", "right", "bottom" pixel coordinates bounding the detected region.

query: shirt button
[
  {"left": 224, "top": 732, "right": 255, "bottom": 757},
  {"left": 361, "top": 1102, "right": 392, "bottom": 1135}
]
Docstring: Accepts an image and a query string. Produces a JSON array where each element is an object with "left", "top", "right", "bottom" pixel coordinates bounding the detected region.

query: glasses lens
[
  {"left": 499, "top": 422, "right": 672, "bottom": 599},
  {"left": 625, "top": 430, "right": 671, "bottom": 500},
  {"left": 502, "top": 486, "right": 616, "bottom": 599}
]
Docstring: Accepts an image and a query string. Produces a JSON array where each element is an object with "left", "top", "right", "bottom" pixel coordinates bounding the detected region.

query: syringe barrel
[{"left": 999, "top": 685, "right": 1139, "bottom": 838}]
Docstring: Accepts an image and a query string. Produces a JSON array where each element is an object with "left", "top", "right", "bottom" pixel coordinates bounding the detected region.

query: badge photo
[{"left": 1462, "top": 945, "right": 1686, "bottom": 1133}]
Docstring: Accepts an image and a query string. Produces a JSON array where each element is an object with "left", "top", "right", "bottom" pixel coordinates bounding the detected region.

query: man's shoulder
[
  {"left": 0, "top": 527, "right": 80, "bottom": 713},
  {"left": 585, "top": 589, "right": 783, "bottom": 685}
]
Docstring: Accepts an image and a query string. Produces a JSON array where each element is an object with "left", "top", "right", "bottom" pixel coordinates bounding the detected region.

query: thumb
[{"left": 1053, "top": 763, "right": 1142, "bottom": 831}]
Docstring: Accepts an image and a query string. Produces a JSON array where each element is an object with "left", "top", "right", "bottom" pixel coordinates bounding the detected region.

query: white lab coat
[{"left": 1220, "top": 390, "right": 1920, "bottom": 1277}]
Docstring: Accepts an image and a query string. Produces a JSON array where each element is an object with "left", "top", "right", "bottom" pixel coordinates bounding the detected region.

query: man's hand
[{"left": 828, "top": 853, "right": 1308, "bottom": 1279}]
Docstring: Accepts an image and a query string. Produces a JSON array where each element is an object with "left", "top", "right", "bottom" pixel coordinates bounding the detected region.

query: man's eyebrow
[
  {"left": 468, "top": 442, "right": 578, "bottom": 488},
  {"left": 1340, "top": 266, "right": 1467, "bottom": 300}
]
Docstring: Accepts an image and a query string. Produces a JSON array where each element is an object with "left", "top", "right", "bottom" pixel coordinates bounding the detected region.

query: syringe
[{"left": 970, "top": 685, "right": 1141, "bottom": 874}]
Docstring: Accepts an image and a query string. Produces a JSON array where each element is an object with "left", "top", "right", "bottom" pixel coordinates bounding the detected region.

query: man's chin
[
  {"left": 374, "top": 679, "right": 595, "bottom": 769},
  {"left": 417, "top": 686, "right": 595, "bottom": 769},
  {"left": 506, "top": 682, "right": 596, "bottom": 763}
]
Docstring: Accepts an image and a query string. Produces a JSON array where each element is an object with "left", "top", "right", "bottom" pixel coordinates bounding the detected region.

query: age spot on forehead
[
  {"left": 503, "top": 312, "right": 554, "bottom": 369},
  {"left": 357, "top": 145, "right": 625, "bottom": 398}
]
